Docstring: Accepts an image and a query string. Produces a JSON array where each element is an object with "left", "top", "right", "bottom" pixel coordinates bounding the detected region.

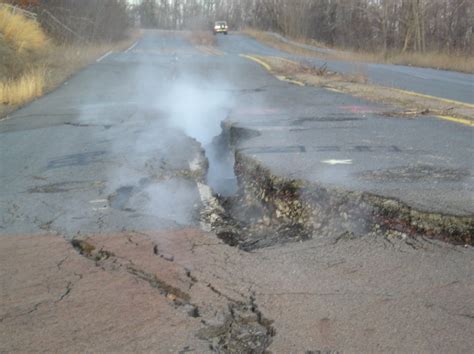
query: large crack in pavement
[
  {"left": 70, "top": 234, "right": 275, "bottom": 352},
  {"left": 34, "top": 116, "right": 470, "bottom": 351},
  {"left": 71, "top": 238, "right": 199, "bottom": 316},
  {"left": 202, "top": 121, "right": 473, "bottom": 250}
]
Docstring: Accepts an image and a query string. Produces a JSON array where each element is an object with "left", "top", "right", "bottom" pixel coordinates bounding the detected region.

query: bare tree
[{"left": 136, "top": 0, "right": 473, "bottom": 54}]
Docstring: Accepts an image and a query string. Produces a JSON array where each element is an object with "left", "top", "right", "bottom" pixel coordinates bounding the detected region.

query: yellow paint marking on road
[
  {"left": 436, "top": 115, "right": 474, "bottom": 127},
  {"left": 240, "top": 55, "right": 305, "bottom": 86},
  {"left": 243, "top": 54, "right": 473, "bottom": 113},
  {"left": 240, "top": 54, "right": 272, "bottom": 71},
  {"left": 392, "top": 88, "right": 474, "bottom": 109},
  {"left": 325, "top": 87, "right": 344, "bottom": 93},
  {"left": 275, "top": 75, "right": 305, "bottom": 87}
]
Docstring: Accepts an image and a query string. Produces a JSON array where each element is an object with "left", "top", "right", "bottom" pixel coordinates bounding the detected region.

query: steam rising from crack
[
  {"left": 160, "top": 77, "right": 234, "bottom": 146},
  {"left": 67, "top": 43, "right": 241, "bottom": 234},
  {"left": 159, "top": 75, "right": 238, "bottom": 196}
]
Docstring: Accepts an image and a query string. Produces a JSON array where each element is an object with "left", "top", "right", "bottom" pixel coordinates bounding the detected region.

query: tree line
[
  {"left": 5, "top": 0, "right": 132, "bottom": 42},
  {"left": 5, "top": 0, "right": 472, "bottom": 53},
  {"left": 137, "top": 0, "right": 473, "bottom": 54}
]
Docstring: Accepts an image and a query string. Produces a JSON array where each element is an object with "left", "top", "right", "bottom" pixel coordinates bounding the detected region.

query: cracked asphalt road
[{"left": 0, "top": 30, "right": 473, "bottom": 352}]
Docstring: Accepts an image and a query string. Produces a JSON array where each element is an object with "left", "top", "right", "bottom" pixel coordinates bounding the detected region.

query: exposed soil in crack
[
  {"left": 201, "top": 122, "right": 312, "bottom": 251},
  {"left": 197, "top": 295, "right": 275, "bottom": 353},
  {"left": 202, "top": 123, "right": 473, "bottom": 250}
]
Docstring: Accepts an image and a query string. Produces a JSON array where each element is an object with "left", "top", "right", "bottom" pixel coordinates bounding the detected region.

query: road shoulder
[{"left": 241, "top": 55, "right": 474, "bottom": 126}]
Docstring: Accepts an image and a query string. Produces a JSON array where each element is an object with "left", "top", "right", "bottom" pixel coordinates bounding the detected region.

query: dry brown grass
[
  {"left": 0, "top": 7, "right": 48, "bottom": 53},
  {"left": 244, "top": 28, "right": 474, "bottom": 74},
  {"left": 185, "top": 30, "right": 217, "bottom": 46},
  {"left": 0, "top": 8, "right": 48, "bottom": 105},
  {"left": 267, "top": 56, "right": 368, "bottom": 84},
  {"left": 254, "top": 55, "right": 474, "bottom": 123},
  {"left": 0, "top": 25, "right": 140, "bottom": 116},
  {"left": 0, "top": 67, "right": 46, "bottom": 105},
  {"left": 386, "top": 51, "right": 474, "bottom": 74}
]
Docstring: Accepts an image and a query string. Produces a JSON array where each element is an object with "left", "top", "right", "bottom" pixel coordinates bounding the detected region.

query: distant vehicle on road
[{"left": 213, "top": 21, "right": 228, "bottom": 35}]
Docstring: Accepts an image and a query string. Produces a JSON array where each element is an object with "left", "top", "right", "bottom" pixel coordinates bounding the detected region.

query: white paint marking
[
  {"left": 125, "top": 41, "right": 138, "bottom": 53},
  {"left": 89, "top": 199, "right": 108, "bottom": 204},
  {"left": 322, "top": 159, "right": 353, "bottom": 165},
  {"left": 96, "top": 50, "right": 113, "bottom": 63},
  {"left": 92, "top": 207, "right": 108, "bottom": 212}
]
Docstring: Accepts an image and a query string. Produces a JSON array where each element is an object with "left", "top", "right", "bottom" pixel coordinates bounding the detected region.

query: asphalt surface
[
  {"left": 1, "top": 30, "right": 472, "bottom": 230},
  {"left": 219, "top": 34, "right": 473, "bottom": 215},
  {"left": 0, "top": 30, "right": 473, "bottom": 352},
  {"left": 219, "top": 33, "right": 474, "bottom": 104},
  {"left": 230, "top": 74, "right": 474, "bottom": 216},
  {"left": 0, "top": 33, "right": 208, "bottom": 235}
]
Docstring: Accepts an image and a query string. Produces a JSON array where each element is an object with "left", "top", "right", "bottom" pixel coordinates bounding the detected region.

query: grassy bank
[
  {"left": 244, "top": 29, "right": 474, "bottom": 74},
  {"left": 0, "top": 6, "right": 138, "bottom": 117}
]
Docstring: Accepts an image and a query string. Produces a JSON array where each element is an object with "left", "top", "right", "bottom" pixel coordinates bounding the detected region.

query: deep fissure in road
[
  {"left": 201, "top": 123, "right": 315, "bottom": 250},
  {"left": 202, "top": 123, "right": 473, "bottom": 251},
  {"left": 204, "top": 127, "right": 238, "bottom": 197}
]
